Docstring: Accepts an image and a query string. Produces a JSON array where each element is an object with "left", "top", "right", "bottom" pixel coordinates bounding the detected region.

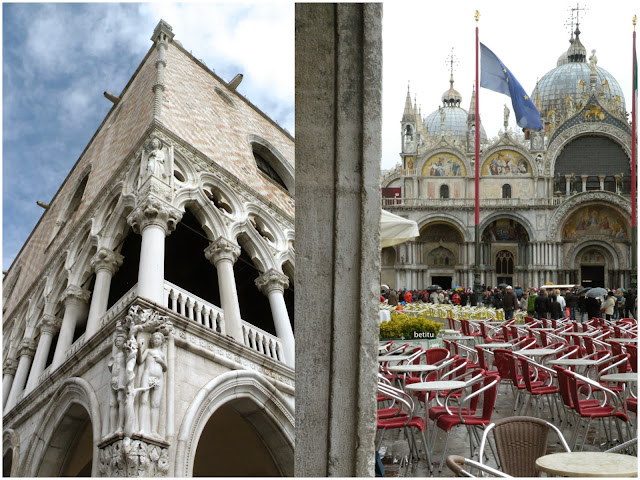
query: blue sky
[{"left": 2, "top": 2, "right": 294, "bottom": 271}]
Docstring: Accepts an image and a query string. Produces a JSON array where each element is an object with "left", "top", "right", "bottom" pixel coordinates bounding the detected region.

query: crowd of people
[{"left": 381, "top": 284, "right": 637, "bottom": 322}]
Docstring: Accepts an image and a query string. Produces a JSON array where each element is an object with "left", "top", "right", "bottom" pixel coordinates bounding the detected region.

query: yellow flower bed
[{"left": 379, "top": 312, "right": 444, "bottom": 340}]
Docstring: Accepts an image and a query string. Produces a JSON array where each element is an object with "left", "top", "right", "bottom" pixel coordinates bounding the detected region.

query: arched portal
[
  {"left": 192, "top": 400, "right": 283, "bottom": 476},
  {"left": 418, "top": 222, "right": 464, "bottom": 288},
  {"left": 36, "top": 403, "right": 93, "bottom": 477},
  {"left": 481, "top": 218, "right": 530, "bottom": 288},
  {"left": 573, "top": 246, "right": 615, "bottom": 288}
]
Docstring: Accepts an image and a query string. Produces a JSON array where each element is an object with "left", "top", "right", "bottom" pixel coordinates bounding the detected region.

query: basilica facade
[
  {"left": 2, "top": 21, "right": 294, "bottom": 476},
  {"left": 381, "top": 25, "right": 634, "bottom": 292}
]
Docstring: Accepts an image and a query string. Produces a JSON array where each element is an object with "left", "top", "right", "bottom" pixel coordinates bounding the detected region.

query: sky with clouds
[
  {"left": 382, "top": 1, "right": 638, "bottom": 170},
  {"left": 2, "top": 1, "right": 638, "bottom": 270},
  {"left": 2, "top": 2, "right": 294, "bottom": 271}
]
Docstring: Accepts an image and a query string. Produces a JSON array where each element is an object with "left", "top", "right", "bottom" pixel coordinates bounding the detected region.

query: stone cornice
[
  {"left": 204, "top": 237, "right": 241, "bottom": 265},
  {"left": 255, "top": 269, "right": 289, "bottom": 295},
  {"left": 90, "top": 248, "right": 124, "bottom": 275}
]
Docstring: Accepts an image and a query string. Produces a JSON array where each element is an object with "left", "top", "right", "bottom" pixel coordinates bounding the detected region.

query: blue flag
[{"left": 480, "top": 43, "right": 542, "bottom": 130}]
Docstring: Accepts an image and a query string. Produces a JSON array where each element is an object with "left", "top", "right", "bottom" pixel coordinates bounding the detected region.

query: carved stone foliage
[
  {"left": 98, "top": 437, "right": 169, "bottom": 477},
  {"left": 107, "top": 305, "right": 173, "bottom": 441},
  {"left": 255, "top": 269, "right": 289, "bottom": 295},
  {"left": 91, "top": 248, "right": 124, "bottom": 275},
  {"left": 127, "top": 196, "right": 183, "bottom": 236},
  {"left": 204, "top": 237, "right": 241, "bottom": 265}
]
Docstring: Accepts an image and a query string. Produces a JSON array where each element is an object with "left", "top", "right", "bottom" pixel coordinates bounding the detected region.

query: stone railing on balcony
[
  {"left": 163, "top": 281, "right": 284, "bottom": 364},
  {"left": 163, "top": 281, "right": 225, "bottom": 334},
  {"left": 382, "top": 197, "right": 565, "bottom": 208},
  {"left": 241, "top": 321, "right": 284, "bottom": 363}
]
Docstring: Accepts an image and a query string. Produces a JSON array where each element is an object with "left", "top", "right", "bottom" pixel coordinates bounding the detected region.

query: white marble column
[
  {"left": 2, "top": 359, "right": 18, "bottom": 407},
  {"left": 51, "top": 286, "right": 91, "bottom": 369},
  {"left": 255, "top": 269, "right": 295, "bottom": 367},
  {"left": 86, "top": 248, "right": 124, "bottom": 337},
  {"left": 25, "top": 315, "right": 61, "bottom": 391},
  {"left": 127, "top": 196, "right": 182, "bottom": 304},
  {"left": 204, "top": 237, "right": 243, "bottom": 342},
  {"left": 5, "top": 339, "right": 36, "bottom": 410}
]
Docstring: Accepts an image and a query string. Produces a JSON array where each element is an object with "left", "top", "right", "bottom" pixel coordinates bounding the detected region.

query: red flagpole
[
  {"left": 632, "top": 17, "right": 637, "bottom": 285},
  {"left": 474, "top": 11, "right": 481, "bottom": 289}
]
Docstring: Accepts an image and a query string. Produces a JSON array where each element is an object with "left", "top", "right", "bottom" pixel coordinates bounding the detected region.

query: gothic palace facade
[
  {"left": 381, "top": 25, "right": 634, "bottom": 291},
  {"left": 2, "top": 21, "right": 294, "bottom": 477}
]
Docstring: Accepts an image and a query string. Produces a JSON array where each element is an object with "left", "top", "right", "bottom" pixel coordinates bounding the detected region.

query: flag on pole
[{"left": 480, "top": 43, "right": 542, "bottom": 130}]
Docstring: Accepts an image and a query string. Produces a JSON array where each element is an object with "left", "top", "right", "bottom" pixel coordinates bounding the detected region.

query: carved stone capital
[
  {"left": 61, "top": 285, "right": 91, "bottom": 306},
  {"left": 18, "top": 339, "right": 37, "bottom": 358},
  {"left": 151, "top": 20, "right": 174, "bottom": 46},
  {"left": 127, "top": 197, "right": 182, "bottom": 236},
  {"left": 255, "top": 269, "right": 289, "bottom": 295},
  {"left": 3, "top": 358, "right": 18, "bottom": 376},
  {"left": 91, "top": 248, "right": 124, "bottom": 275},
  {"left": 98, "top": 437, "right": 169, "bottom": 477},
  {"left": 39, "top": 314, "right": 62, "bottom": 336},
  {"left": 204, "top": 237, "right": 240, "bottom": 265}
]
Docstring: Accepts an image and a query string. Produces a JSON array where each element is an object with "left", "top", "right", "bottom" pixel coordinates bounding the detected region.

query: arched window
[
  {"left": 496, "top": 250, "right": 514, "bottom": 275},
  {"left": 440, "top": 184, "right": 449, "bottom": 199},
  {"left": 502, "top": 184, "right": 512, "bottom": 199},
  {"left": 250, "top": 140, "right": 293, "bottom": 194}
]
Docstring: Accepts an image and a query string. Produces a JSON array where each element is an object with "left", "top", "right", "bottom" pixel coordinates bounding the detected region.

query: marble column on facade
[
  {"left": 598, "top": 174, "right": 606, "bottom": 191},
  {"left": 86, "top": 248, "right": 124, "bottom": 337},
  {"left": 255, "top": 269, "right": 295, "bottom": 367},
  {"left": 295, "top": 3, "right": 381, "bottom": 476},
  {"left": 51, "top": 286, "right": 91, "bottom": 369},
  {"left": 127, "top": 196, "right": 182, "bottom": 305},
  {"left": 581, "top": 175, "right": 589, "bottom": 192},
  {"left": 565, "top": 175, "right": 572, "bottom": 196},
  {"left": 2, "top": 359, "right": 18, "bottom": 407},
  {"left": 5, "top": 339, "right": 36, "bottom": 410},
  {"left": 204, "top": 237, "right": 243, "bottom": 343},
  {"left": 25, "top": 315, "right": 61, "bottom": 392}
]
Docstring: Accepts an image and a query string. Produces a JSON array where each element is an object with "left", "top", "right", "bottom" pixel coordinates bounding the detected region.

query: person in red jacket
[{"left": 403, "top": 290, "right": 413, "bottom": 303}]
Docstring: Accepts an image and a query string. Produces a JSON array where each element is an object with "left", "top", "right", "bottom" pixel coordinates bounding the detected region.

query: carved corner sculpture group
[{"left": 99, "top": 305, "right": 173, "bottom": 477}]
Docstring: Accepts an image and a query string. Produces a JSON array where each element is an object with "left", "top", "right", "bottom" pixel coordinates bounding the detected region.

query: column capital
[
  {"left": 90, "top": 248, "right": 124, "bottom": 275},
  {"left": 127, "top": 196, "right": 183, "bottom": 236},
  {"left": 39, "top": 314, "right": 62, "bottom": 335},
  {"left": 3, "top": 358, "right": 18, "bottom": 376},
  {"left": 62, "top": 285, "right": 91, "bottom": 305},
  {"left": 18, "top": 339, "right": 37, "bottom": 358},
  {"left": 204, "top": 237, "right": 241, "bottom": 265},
  {"left": 255, "top": 269, "right": 290, "bottom": 295}
]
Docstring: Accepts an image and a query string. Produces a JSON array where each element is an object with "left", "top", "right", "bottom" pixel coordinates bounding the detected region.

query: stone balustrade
[
  {"left": 163, "top": 281, "right": 225, "bottom": 334},
  {"left": 240, "top": 321, "right": 283, "bottom": 362}
]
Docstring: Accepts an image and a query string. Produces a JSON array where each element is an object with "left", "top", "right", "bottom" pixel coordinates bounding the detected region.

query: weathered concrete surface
[{"left": 295, "top": 3, "right": 383, "bottom": 477}]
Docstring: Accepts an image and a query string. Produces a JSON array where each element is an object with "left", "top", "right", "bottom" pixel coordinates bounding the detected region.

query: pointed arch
[
  {"left": 25, "top": 377, "right": 102, "bottom": 477},
  {"left": 248, "top": 135, "right": 294, "bottom": 195}
]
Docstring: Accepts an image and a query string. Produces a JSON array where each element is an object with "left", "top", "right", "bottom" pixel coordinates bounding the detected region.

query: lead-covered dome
[{"left": 531, "top": 28, "right": 625, "bottom": 120}]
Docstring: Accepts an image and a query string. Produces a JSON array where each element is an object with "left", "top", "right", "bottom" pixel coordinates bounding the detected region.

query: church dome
[
  {"left": 532, "top": 28, "right": 625, "bottom": 119},
  {"left": 424, "top": 107, "right": 487, "bottom": 146},
  {"left": 424, "top": 77, "right": 487, "bottom": 146}
]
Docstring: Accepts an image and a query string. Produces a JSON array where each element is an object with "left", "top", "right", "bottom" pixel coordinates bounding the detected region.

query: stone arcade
[{"left": 2, "top": 20, "right": 294, "bottom": 477}]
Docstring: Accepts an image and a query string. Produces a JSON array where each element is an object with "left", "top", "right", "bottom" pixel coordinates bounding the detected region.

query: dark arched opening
[{"left": 107, "top": 230, "right": 141, "bottom": 309}]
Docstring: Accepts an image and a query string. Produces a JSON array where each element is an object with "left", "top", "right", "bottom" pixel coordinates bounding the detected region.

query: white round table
[
  {"left": 600, "top": 372, "right": 637, "bottom": 383},
  {"left": 608, "top": 337, "right": 638, "bottom": 343},
  {"left": 378, "top": 355, "right": 412, "bottom": 363},
  {"left": 516, "top": 348, "right": 558, "bottom": 357},
  {"left": 475, "top": 342, "right": 513, "bottom": 349},
  {"left": 535, "top": 451, "right": 637, "bottom": 477},
  {"left": 551, "top": 358, "right": 598, "bottom": 366}
]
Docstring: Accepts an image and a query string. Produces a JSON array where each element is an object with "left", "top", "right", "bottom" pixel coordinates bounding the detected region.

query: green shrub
[{"left": 379, "top": 312, "right": 444, "bottom": 340}]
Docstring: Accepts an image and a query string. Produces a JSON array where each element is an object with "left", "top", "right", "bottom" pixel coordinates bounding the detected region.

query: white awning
[{"left": 380, "top": 209, "right": 419, "bottom": 248}]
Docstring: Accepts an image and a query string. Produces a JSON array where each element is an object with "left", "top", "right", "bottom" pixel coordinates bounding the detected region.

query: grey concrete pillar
[{"left": 295, "top": 3, "right": 382, "bottom": 476}]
